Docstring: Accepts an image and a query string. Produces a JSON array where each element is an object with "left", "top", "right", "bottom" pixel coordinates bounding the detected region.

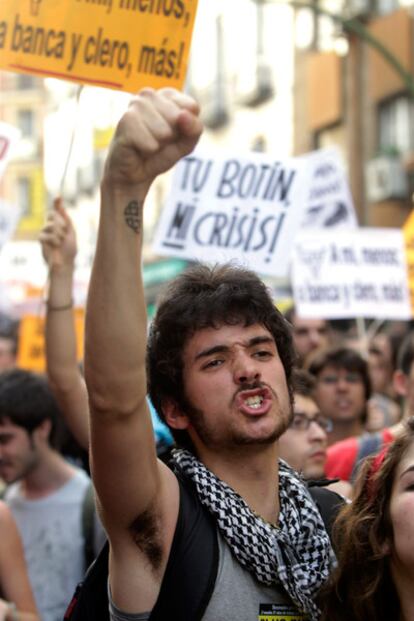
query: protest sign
[
  {"left": 0, "top": 200, "right": 22, "bottom": 254},
  {"left": 17, "top": 308, "right": 84, "bottom": 372},
  {"left": 0, "top": 122, "right": 21, "bottom": 180},
  {"left": 152, "top": 148, "right": 309, "bottom": 277},
  {"left": 291, "top": 228, "right": 411, "bottom": 320},
  {"left": 403, "top": 209, "right": 414, "bottom": 315},
  {"left": 299, "top": 147, "right": 358, "bottom": 230},
  {"left": 0, "top": 0, "right": 198, "bottom": 92},
  {"left": 0, "top": 240, "right": 47, "bottom": 288}
]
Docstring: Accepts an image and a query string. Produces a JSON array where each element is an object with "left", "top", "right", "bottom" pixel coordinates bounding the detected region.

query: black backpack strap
[
  {"left": 350, "top": 432, "right": 382, "bottom": 483},
  {"left": 64, "top": 541, "right": 110, "bottom": 620},
  {"left": 81, "top": 481, "right": 96, "bottom": 570},
  {"left": 150, "top": 474, "right": 218, "bottom": 621},
  {"left": 65, "top": 475, "right": 218, "bottom": 621},
  {"left": 307, "top": 483, "right": 345, "bottom": 545}
]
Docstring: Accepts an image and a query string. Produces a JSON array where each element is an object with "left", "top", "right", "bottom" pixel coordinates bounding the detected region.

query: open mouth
[
  {"left": 236, "top": 387, "right": 272, "bottom": 415},
  {"left": 244, "top": 395, "right": 264, "bottom": 409}
]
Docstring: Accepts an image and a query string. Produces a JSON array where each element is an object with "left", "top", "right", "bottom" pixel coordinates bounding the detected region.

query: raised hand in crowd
[
  {"left": 39, "top": 201, "right": 89, "bottom": 449},
  {"left": 82, "top": 86, "right": 336, "bottom": 621},
  {"left": 103, "top": 87, "right": 202, "bottom": 191}
]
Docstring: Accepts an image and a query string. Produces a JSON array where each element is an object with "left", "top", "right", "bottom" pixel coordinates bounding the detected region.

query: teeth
[{"left": 245, "top": 395, "right": 263, "bottom": 409}]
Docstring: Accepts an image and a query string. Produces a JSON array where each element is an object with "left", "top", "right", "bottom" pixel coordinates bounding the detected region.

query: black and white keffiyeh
[{"left": 171, "top": 449, "right": 336, "bottom": 621}]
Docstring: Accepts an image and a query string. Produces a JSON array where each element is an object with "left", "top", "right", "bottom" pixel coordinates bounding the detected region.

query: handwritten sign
[
  {"left": 0, "top": 200, "right": 21, "bottom": 254},
  {"left": 291, "top": 228, "right": 411, "bottom": 320},
  {"left": 0, "top": 0, "right": 198, "bottom": 92},
  {"left": 17, "top": 308, "right": 85, "bottom": 372},
  {"left": 299, "top": 148, "right": 358, "bottom": 230},
  {"left": 0, "top": 122, "right": 21, "bottom": 180},
  {"left": 0, "top": 240, "right": 47, "bottom": 288},
  {"left": 152, "top": 148, "right": 309, "bottom": 277}
]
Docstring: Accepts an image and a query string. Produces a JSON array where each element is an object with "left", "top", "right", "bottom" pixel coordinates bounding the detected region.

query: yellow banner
[
  {"left": 17, "top": 308, "right": 85, "bottom": 373},
  {"left": 0, "top": 0, "right": 198, "bottom": 93},
  {"left": 17, "top": 166, "right": 46, "bottom": 234},
  {"left": 403, "top": 209, "right": 414, "bottom": 316},
  {"left": 94, "top": 126, "right": 115, "bottom": 150}
]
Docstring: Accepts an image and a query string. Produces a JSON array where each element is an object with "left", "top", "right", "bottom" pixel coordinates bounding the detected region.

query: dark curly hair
[
  {"left": 319, "top": 417, "right": 414, "bottom": 621},
  {"left": 0, "top": 368, "right": 61, "bottom": 447},
  {"left": 147, "top": 262, "right": 295, "bottom": 449}
]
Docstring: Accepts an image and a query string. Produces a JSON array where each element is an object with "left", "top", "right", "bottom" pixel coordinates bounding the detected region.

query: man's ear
[
  {"left": 393, "top": 369, "right": 407, "bottom": 398},
  {"left": 162, "top": 400, "right": 190, "bottom": 430}
]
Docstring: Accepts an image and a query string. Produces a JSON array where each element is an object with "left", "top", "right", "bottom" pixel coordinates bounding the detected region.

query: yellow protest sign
[
  {"left": 403, "top": 209, "right": 414, "bottom": 316},
  {"left": 94, "top": 126, "right": 115, "bottom": 150},
  {"left": 17, "top": 308, "right": 85, "bottom": 373},
  {"left": 0, "top": 0, "right": 198, "bottom": 93},
  {"left": 17, "top": 166, "right": 46, "bottom": 234}
]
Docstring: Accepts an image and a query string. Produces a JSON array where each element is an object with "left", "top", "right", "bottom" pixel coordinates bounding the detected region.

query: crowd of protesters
[{"left": 0, "top": 87, "right": 413, "bottom": 620}]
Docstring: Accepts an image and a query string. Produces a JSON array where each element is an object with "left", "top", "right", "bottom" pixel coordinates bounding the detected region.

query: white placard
[
  {"left": 299, "top": 147, "right": 358, "bottom": 230},
  {"left": 0, "top": 200, "right": 21, "bottom": 254},
  {"left": 0, "top": 122, "right": 21, "bottom": 180},
  {"left": 291, "top": 228, "right": 411, "bottom": 320},
  {"left": 0, "top": 241, "right": 47, "bottom": 288},
  {"left": 153, "top": 148, "right": 309, "bottom": 277}
]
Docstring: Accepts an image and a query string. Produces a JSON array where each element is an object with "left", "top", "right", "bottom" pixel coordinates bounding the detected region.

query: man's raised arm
[{"left": 84, "top": 88, "right": 202, "bottom": 532}]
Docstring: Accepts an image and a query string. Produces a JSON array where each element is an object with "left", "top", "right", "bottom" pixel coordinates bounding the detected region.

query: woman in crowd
[
  {"left": 320, "top": 417, "right": 414, "bottom": 621},
  {"left": 0, "top": 500, "right": 39, "bottom": 620}
]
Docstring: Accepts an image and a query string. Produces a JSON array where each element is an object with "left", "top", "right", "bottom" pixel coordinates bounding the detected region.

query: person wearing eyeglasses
[{"left": 279, "top": 370, "right": 352, "bottom": 499}]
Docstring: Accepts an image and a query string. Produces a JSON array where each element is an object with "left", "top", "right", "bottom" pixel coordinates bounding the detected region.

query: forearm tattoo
[{"left": 124, "top": 200, "right": 143, "bottom": 234}]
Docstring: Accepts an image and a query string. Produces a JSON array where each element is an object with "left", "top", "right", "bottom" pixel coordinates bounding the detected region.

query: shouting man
[{"left": 84, "top": 88, "right": 335, "bottom": 621}]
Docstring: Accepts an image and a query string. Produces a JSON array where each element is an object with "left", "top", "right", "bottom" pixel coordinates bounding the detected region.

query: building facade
[
  {"left": 0, "top": 71, "right": 47, "bottom": 239},
  {"left": 293, "top": 0, "right": 414, "bottom": 227}
]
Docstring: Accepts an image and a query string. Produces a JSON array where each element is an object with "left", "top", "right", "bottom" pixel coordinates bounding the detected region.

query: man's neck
[
  {"left": 197, "top": 444, "right": 280, "bottom": 525},
  {"left": 20, "top": 449, "right": 78, "bottom": 500},
  {"left": 328, "top": 419, "right": 364, "bottom": 445}
]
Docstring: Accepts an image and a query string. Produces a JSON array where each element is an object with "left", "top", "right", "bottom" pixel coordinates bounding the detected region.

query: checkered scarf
[{"left": 171, "top": 449, "right": 336, "bottom": 621}]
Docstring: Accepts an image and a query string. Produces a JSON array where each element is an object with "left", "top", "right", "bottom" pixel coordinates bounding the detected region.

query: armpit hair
[{"left": 129, "top": 506, "right": 163, "bottom": 571}]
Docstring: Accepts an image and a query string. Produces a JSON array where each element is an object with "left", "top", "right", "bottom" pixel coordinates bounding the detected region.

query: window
[
  {"left": 17, "top": 109, "right": 35, "bottom": 138},
  {"left": 375, "top": 0, "right": 399, "bottom": 14},
  {"left": 16, "top": 177, "right": 31, "bottom": 216},
  {"left": 378, "top": 96, "right": 414, "bottom": 156}
]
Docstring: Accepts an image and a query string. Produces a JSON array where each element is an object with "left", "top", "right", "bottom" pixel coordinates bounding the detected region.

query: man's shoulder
[
  {"left": 68, "top": 465, "right": 91, "bottom": 487},
  {"left": 4, "top": 466, "right": 91, "bottom": 506},
  {"left": 1, "top": 481, "right": 19, "bottom": 502},
  {"left": 327, "top": 435, "right": 359, "bottom": 455},
  {"left": 326, "top": 436, "right": 359, "bottom": 465},
  {"left": 325, "top": 436, "right": 359, "bottom": 480}
]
